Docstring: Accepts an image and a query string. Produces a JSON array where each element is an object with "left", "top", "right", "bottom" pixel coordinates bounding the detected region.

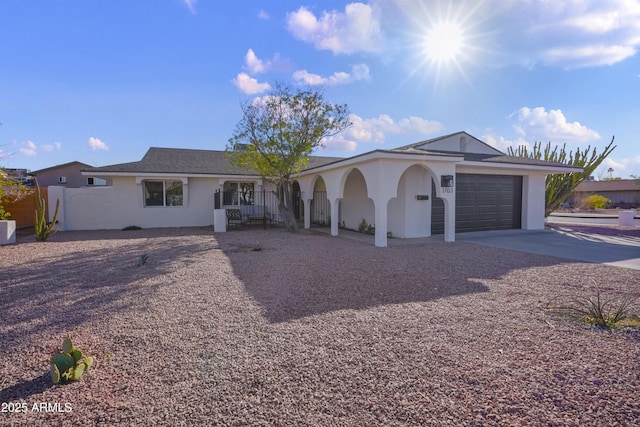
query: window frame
[
  {"left": 223, "top": 181, "right": 255, "bottom": 206},
  {"left": 143, "top": 180, "right": 184, "bottom": 207}
]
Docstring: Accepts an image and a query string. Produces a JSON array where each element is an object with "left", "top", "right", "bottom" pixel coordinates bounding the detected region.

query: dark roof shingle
[{"left": 84, "top": 147, "right": 343, "bottom": 175}]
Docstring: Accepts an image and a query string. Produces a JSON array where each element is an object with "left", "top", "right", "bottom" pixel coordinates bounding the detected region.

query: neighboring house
[
  {"left": 32, "top": 161, "right": 109, "bottom": 188},
  {"left": 569, "top": 179, "right": 640, "bottom": 208},
  {"left": 2, "top": 168, "right": 35, "bottom": 187},
  {"left": 48, "top": 131, "right": 580, "bottom": 247}
]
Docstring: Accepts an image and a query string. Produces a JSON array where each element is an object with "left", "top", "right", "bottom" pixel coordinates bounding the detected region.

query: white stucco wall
[
  {"left": 521, "top": 173, "right": 546, "bottom": 230},
  {"left": 340, "top": 169, "right": 374, "bottom": 230},
  {"left": 388, "top": 165, "right": 432, "bottom": 238},
  {"left": 50, "top": 176, "right": 221, "bottom": 230}
]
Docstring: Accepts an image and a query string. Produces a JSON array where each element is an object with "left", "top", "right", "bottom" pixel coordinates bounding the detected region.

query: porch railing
[
  {"left": 215, "top": 189, "right": 283, "bottom": 227},
  {"left": 214, "top": 189, "right": 331, "bottom": 228}
]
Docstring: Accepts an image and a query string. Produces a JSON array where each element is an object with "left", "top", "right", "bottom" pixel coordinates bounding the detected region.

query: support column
[
  {"left": 522, "top": 174, "right": 545, "bottom": 230},
  {"left": 304, "top": 198, "right": 311, "bottom": 229},
  {"left": 374, "top": 198, "right": 388, "bottom": 247},
  {"left": 443, "top": 197, "right": 455, "bottom": 242},
  {"left": 330, "top": 198, "right": 340, "bottom": 236}
]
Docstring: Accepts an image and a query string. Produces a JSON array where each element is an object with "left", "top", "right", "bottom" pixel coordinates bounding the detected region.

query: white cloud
[
  {"left": 88, "top": 137, "right": 109, "bottom": 151},
  {"left": 603, "top": 157, "right": 627, "bottom": 171},
  {"left": 322, "top": 113, "right": 443, "bottom": 151},
  {"left": 482, "top": 134, "right": 530, "bottom": 154},
  {"left": 183, "top": 0, "right": 197, "bottom": 14},
  {"left": 502, "top": 0, "right": 640, "bottom": 68},
  {"left": 509, "top": 107, "right": 600, "bottom": 143},
  {"left": 233, "top": 72, "right": 271, "bottom": 94},
  {"left": 19, "top": 140, "right": 38, "bottom": 157},
  {"left": 293, "top": 64, "right": 370, "bottom": 86},
  {"left": 542, "top": 44, "right": 636, "bottom": 68},
  {"left": 244, "top": 49, "right": 266, "bottom": 74},
  {"left": 258, "top": 10, "right": 270, "bottom": 20},
  {"left": 241, "top": 50, "right": 290, "bottom": 75},
  {"left": 286, "top": 3, "right": 382, "bottom": 54},
  {"left": 601, "top": 154, "right": 640, "bottom": 175},
  {"left": 41, "top": 142, "right": 62, "bottom": 153}
]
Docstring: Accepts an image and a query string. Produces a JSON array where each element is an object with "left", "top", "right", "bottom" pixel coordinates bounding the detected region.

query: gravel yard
[{"left": 1, "top": 227, "right": 639, "bottom": 426}]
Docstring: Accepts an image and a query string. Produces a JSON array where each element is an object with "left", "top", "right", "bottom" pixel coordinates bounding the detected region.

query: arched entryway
[
  {"left": 387, "top": 164, "right": 434, "bottom": 238},
  {"left": 340, "top": 168, "right": 374, "bottom": 231},
  {"left": 310, "top": 177, "right": 330, "bottom": 226}
]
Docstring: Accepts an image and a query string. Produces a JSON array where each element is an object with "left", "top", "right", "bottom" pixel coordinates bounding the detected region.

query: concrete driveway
[
  {"left": 313, "top": 225, "right": 640, "bottom": 270},
  {"left": 456, "top": 228, "right": 640, "bottom": 270}
]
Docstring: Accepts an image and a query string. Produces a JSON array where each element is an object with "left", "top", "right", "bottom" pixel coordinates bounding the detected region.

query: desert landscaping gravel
[{"left": 1, "top": 227, "right": 639, "bottom": 426}]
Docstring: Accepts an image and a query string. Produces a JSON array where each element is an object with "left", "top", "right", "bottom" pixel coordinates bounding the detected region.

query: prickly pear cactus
[{"left": 50, "top": 335, "right": 94, "bottom": 385}]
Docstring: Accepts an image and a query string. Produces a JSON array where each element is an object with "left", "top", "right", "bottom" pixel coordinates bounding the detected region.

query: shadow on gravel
[
  {"left": 0, "top": 373, "right": 50, "bottom": 401},
  {"left": 223, "top": 231, "right": 562, "bottom": 323},
  {"left": 0, "top": 228, "right": 217, "bottom": 354}
]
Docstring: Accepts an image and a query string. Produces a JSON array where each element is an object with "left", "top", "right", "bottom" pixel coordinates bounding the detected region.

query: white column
[
  {"left": 304, "top": 198, "right": 311, "bottom": 229},
  {"left": 443, "top": 196, "right": 455, "bottom": 242},
  {"left": 374, "top": 197, "right": 389, "bottom": 247},
  {"left": 522, "top": 174, "right": 545, "bottom": 230},
  {"left": 330, "top": 199, "right": 340, "bottom": 236}
]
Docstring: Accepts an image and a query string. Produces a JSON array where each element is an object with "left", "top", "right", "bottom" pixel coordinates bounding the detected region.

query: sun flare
[{"left": 423, "top": 21, "right": 464, "bottom": 64}]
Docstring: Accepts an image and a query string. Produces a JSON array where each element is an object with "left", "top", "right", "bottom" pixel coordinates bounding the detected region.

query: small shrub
[
  {"left": 358, "top": 218, "right": 368, "bottom": 233},
  {"left": 138, "top": 253, "right": 149, "bottom": 266},
  {"left": 581, "top": 194, "right": 611, "bottom": 210},
  {"left": 0, "top": 169, "right": 31, "bottom": 220},
  {"left": 557, "top": 290, "right": 637, "bottom": 329},
  {"left": 123, "top": 225, "right": 142, "bottom": 231}
]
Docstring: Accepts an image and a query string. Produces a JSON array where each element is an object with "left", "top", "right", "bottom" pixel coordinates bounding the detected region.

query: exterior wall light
[
  {"left": 441, "top": 175, "right": 454, "bottom": 188},
  {"left": 415, "top": 195, "right": 429, "bottom": 201}
]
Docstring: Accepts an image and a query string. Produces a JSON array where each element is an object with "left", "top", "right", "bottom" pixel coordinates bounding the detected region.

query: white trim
[{"left": 458, "top": 161, "right": 582, "bottom": 174}]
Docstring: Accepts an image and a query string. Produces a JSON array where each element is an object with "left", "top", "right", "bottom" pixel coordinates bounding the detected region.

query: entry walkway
[{"left": 309, "top": 226, "right": 640, "bottom": 270}]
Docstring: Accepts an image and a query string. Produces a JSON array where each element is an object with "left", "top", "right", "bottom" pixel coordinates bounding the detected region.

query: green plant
[
  {"left": 581, "top": 194, "right": 611, "bottom": 210},
  {"left": 33, "top": 179, "right": 59, "bottom": 241},
  {"left": 50, "top": 335, "right": 94, "bottom": 384},
  {"left": 507, "top": 137, "right": 616, "bottom": 216},
  {"left": 227, "top": 82, "right": 350, "bottom": 232},
  {"left": 0, "top": 168, "right": 31, "bottom": 220},
  {"left": 358, "top": 218, "right": 368, "bottom": 233},
  {"left": 138, "top": 253, "right": 149, "bottom": 266},
  {"left": 558, "top": 290, "right": 637, "bottom": 329}
]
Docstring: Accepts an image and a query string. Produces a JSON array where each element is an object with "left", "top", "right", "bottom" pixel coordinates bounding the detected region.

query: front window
[
  {"left": 144, "top": 180, "right": 183, "bottom": 206},
  {"left": 223, "top": 182, "right": 254, "bottom": 206}
]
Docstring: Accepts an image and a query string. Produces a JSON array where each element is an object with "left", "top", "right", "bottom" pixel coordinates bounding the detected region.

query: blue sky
[{"left": 1, "top": 0, "right": 639, "bottom": 179}]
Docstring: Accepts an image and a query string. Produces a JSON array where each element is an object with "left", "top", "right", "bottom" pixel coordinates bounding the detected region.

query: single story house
[
  {"left": 46, "top": 131, "right": 580, "bottom": 247},
  {"left": 569, "top": 179, "right": 640, "bottom": 209},
  {"left": 32, "top": 161, "right": 108, "bottom": 188}
]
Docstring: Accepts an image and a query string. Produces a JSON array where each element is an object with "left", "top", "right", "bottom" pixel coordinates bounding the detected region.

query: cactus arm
[{"left": 50, "top": 363, "right": 61, "bottom": 385}]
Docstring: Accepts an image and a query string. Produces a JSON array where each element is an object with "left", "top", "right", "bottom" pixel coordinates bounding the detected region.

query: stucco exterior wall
[
  {"left": 388, "top": 165, "right": 432, "bottom": 238},
  {"left": 50, "top": 176, "right": 221, "bottom": 230},
  {"left": 340, "top": 169, "right": 374, "bottom": 230}
]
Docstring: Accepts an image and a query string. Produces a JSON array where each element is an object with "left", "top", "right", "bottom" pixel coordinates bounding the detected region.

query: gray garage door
[{"left": 432, "top": 174, "right": 523, "bottom": 234}]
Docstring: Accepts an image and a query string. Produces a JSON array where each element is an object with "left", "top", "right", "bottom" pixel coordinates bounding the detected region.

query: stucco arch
[
  {"left": 340, "top": 168, "right": 374, "bottom": 232},
  {"left": 388, "top": 163, "right": 439, "bottom": 238}
]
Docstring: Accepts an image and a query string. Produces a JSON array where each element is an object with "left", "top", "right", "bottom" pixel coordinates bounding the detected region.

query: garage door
[{"left": 432, "top": 174, "right": 523, "bottom": 234}]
